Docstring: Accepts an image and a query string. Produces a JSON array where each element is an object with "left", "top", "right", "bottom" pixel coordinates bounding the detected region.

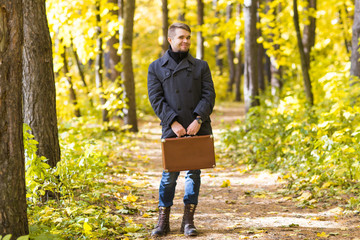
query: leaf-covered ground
[{"left": 119, "top": 102, "right": 360, "bottom": 240}]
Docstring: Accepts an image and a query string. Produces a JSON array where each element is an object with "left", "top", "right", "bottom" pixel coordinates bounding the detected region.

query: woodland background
[{"left": 1, "top": 0, "right": 360, "bottom": 239}]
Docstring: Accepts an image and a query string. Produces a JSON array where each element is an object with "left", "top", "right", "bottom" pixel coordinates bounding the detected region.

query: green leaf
[
  {"left": 3, "top": 235, "right": 12, "bottom": 240},
  {"left": 17, "top": 236, "right": 29, "bottom": 240}
]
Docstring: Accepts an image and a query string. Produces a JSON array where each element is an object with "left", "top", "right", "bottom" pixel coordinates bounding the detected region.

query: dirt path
[{"left": 129, "top": 102, "right": 360, "bottom": 240}]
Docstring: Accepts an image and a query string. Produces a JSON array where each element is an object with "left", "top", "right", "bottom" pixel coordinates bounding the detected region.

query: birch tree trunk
[
  {"left": 196, "top": 0, "right": 204, "bottom": 60},
  {"left": 226, "top": 3, "right": 235, "bottom": 93},
  {"left": 244, "top": 0, "right": 260, "bottom": 113},
  {"left": 350, "top": 0, "right": 360, "bottom": 80},
  {"left": 95, "top": 0, "right": 109, "bottom": 122},
  {"left": 234, "top": 3, "right": 242, "bottom": 102}
]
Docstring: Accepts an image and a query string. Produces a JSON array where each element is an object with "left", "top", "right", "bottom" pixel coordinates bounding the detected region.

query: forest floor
[{"left": 120, "top": 102, "right": 360, "bottom": 240}]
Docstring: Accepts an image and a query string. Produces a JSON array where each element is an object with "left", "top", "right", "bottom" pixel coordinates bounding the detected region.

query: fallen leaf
[
  {"left": 317, "top": 232, "right": 329, "bottom": 238},
  {"left": 221, "top": 179, "right": 231, "bottom": 188},
  {"left": 297, "top": 191, "right": 312, "bottom": 201}
]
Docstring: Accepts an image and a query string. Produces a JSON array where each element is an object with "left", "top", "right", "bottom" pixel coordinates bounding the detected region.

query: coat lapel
[
  {"left": 174, "top": 54, "right": 195, "bottom": 74},
  {"left": 160, "top": 50, "right": 196, "bottom": 73},
  {"left": 160, "top": 51, "right": 177, "bottom": 71}
]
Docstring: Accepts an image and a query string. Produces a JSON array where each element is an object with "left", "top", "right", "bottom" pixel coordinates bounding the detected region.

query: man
[{"left": 147, "top": 22, "right": 216, "bottom": 237}]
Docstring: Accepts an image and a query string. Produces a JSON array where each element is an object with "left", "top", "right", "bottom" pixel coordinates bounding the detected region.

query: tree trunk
[
  {"left": 122, "top": 0, "right": 138, "bottom": 132},
  {"left": 244, "top": 0, "right": 260, "bottom": 113},
  {"left": 302, "top": 0, "right": 316, "bottom": 69},
  {"left": 22, "top": 0, "right": 61, "bottom": 168},
  {"left": 178, "top": 0, "right": 186, "bottom": 21},
  {"left": 213, "top": 0, "right": 223, "bottom": 75},
  {"left": 350, "top": 0, "right": 360, "bottom": 80},
  {"left": 95, "top": 0, "right": 109, "bottom": 122},
  {"left": 106, "top": 0, "right": 121, "bottom": 83},
  {"left": 118, "top": 0, "right": 124, "bottom": 51},
  {"left": 265, "top": 53, "right": 271, "bottom": 84},
  {"left": 271, "top": 63, "right": 282, "bottom": 101},
  {"left": 234, "top": 3, "right": 242, "bottom": 102},
  {"left": 0, "top": 0, "right": 29, "bottom": 237},
  {"left": 226, "top": 3, "right": 235, "bottom": 93},
  {"left": 196, "top": 0, "right": 204, "bottom": 60},
  {"left": 162, "top": 0, "right": 169, "bottom": 55},
  {"left": 293, "top": 0, "right": 314, "bottom": 105},
  {"left": 71, "top": 42, "right": 94, "bottom": 107},
  {"left": 62, "top": 46, "right": 81, "bottom": 117},
  {"left": 257, "top": 4, "right": 265, "bottom": 92}
]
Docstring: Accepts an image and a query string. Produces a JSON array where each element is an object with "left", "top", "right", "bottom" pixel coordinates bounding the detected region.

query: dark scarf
[{"left": 168, "top": 45, "right": 189, "bottom": 64}]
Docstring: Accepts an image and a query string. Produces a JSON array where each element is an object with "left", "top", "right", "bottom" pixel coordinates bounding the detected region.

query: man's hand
[
  {"left": 186, "top": 119, "right": 201, "bottom": 136},
  {"left": 171, "top": 121, "right": 186, "bottom": 137}
]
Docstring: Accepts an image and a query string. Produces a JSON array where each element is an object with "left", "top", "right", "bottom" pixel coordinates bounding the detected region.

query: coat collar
[{"left": 160, "top": 50, "right": 195, "bottom": 73}]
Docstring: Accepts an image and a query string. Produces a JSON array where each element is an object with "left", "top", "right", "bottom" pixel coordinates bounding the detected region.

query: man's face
[{"left": 168, "top": 28, "right": 191, "bottom": 52}]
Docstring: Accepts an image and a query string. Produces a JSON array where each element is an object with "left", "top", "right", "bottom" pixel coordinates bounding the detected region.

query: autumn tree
[
  {"left": 293, "top": 0, "right": 314, "bottom": 105},
  {"left": 350, "top": 0, "right": 360, "bottom": 80},
  {"left": 122, "top": 0, "right": 138, "bottom": 132},
  {"left": 22, "top": 0, "right": 61, "bottom": 168},
  {"left": 0, "top": 0, "right": 29, "bottom": 237},
  {"left": 62, "top": 45, "right": 81, "bottom": 117},
  {"left": 226, "top": 3, "right": 236, "bottom": 93},
  {"left": 234, "top": 3, "right": 242, "bottom": 102},
  {"left": 244, "top": 0, "right": 260, "bottom": 113},
  {"left": 302, "top": 0, "right": 316, "bottom": 69}
]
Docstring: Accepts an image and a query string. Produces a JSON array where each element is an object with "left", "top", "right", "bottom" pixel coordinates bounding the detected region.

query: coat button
[
  {"left": 176, "top": 89, "right": 179, "bottom": 93},
  {"left": 177, "top": 107, "right": 181, "bottom": 111},
  {"left": 166, "top": 72, "right": 170, "bottom": 76}
]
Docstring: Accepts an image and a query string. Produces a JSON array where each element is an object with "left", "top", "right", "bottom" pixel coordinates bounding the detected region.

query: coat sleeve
[
  {"left": 194, "top": 61, "right": 216, "bottom": 120},
  {"left": 147, "top": 62, "right": 178, "bottom": 127}
]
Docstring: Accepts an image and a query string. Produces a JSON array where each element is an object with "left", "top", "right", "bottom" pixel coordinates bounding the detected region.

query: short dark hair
[{"left": 168, "top": 23, "right": 191, "bottom": 39}]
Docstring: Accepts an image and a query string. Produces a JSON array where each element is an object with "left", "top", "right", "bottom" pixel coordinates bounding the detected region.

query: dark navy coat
[{"left": 147, "top": 50, "right": 216, "bottom": 138}]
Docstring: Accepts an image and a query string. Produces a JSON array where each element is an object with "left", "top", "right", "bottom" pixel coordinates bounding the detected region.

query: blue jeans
[{"left": 158, "top": 170, "right": 201, "bottom": 207}]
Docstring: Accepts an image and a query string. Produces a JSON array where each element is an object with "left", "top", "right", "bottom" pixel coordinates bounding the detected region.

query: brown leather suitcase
[{"left": 161, "top": 135, "right": 216, "bottom": 172}]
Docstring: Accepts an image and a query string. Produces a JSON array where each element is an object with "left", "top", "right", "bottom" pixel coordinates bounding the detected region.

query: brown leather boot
[
  {"left": 180, "top": 204, "right": 198, "bottom": 236},
  {"left": 151, "top": 206, "right": 171, "bottom": 237}
]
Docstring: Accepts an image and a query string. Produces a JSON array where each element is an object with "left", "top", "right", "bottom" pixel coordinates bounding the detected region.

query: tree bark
[
  {"left": 122, "top": 0, "right": 138, "bottom": 132},
  {"left": 234, "top": 3, "right": 242, "bottom": 102},
  {"left": 257, "top": 3, "right": 265, "bottom": 92},
  {"left": 293, "top": 0, "right": 314, "bottom": 105},
  {"left": 244, "top": 0, "right": 260, "bottom": 113},
  {"left": 226, "top": 3, "right": 235, "bottom": 93},
  {"left": 62, "top": 46, "right": 81, "bottom": 117},
  {"left": 196, "top": 0, "right": 204, "bottom": 60},
  {"left": 22, "top": 0, "right": 61, "bottom": 168},
  {"left": 302, "top": 0, "right": 316, "bottom": 69},
  {"left": 0, "top": 0, "right": 29, "bottom": 237},
  {"left": 350, "top": 0, "right": 360, "bottom": 80},
  {"left": 95, "top": 0, "right": 109, "bottom": 122},
  {"left": 162, "top": 0, "right": 169, "bottom": 55}
]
